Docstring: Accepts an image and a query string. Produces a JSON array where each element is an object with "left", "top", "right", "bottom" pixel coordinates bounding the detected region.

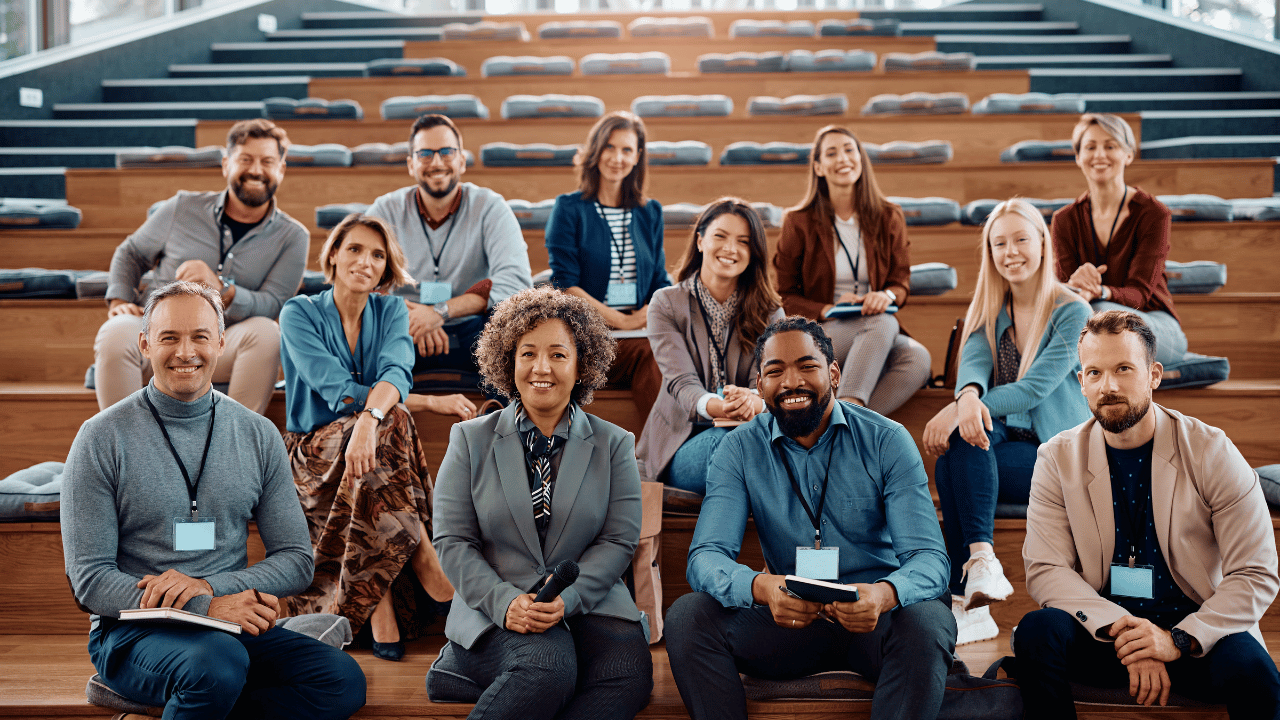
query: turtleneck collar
[{"left": 144, "top": 381, "right": 215, "bottom": 419}]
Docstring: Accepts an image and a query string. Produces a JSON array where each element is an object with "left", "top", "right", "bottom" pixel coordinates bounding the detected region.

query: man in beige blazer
[{"left": 1016, "top": 309, "right": 1280, "bottom": 719}]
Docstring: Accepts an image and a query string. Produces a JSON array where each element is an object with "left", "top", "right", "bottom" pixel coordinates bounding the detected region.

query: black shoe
[{"left": 371, "top": 640, "right": 405, "bottom": 661}]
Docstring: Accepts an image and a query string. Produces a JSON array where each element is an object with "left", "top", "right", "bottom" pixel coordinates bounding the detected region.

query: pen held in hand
[{"left": 253, "top": 588, "right": 265, "bottom": 606}]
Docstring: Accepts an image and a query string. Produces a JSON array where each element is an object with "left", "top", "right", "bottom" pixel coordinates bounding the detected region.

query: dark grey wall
[{"left": 0, "top": 0, "right": 375, "bottom": 119}]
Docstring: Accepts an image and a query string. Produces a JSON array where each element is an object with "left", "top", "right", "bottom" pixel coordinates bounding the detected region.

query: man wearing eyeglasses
[
  {"left": 368, "top": 114, "right": 532, "bottom": 380},
  {"left": 95, "top": 118, "right": 308, "bottom": 415}
]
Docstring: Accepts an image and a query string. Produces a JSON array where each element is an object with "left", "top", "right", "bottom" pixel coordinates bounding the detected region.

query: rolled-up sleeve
[{"left": 279, "top": 298, "right": 371, "bottom": 414}]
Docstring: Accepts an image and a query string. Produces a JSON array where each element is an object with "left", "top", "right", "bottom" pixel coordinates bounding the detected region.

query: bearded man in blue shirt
[{"left": 665, "top": 316, "right": 956, "bottom": 720}]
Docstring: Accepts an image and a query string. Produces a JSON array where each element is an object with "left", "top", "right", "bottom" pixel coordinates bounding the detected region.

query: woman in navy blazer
[
  {"left": 431, "top": 287, "right": 653, "bottom": 720},
  {"left": 545, "top": 110, "right": 667, "bottom": 424},
  {"left": 922, "top": 199, "right": 1092, "bottom": 647}
]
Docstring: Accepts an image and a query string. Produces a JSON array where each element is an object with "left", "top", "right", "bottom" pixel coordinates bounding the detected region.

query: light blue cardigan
[{"left": 956, "top": 294, "right": 1092, "bottom": 442}]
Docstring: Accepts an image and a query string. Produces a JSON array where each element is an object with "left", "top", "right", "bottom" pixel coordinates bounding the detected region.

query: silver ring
[{"left": 792, "top": 619, "right": 797, "bottom": 627}]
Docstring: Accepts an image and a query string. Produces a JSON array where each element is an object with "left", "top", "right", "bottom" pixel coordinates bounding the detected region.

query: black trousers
[
  {"left": 1014, "top": 607, "right": 1280, "bottom": 720},
  {"left": 665, "top": 591, "right": 956, "bottom": 720}
]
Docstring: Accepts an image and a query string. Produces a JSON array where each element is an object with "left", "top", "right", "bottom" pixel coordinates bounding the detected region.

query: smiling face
[
  {"left": 330, "top": 224, "right": 387, "bottom": 295},
  {"left": 515, "top": 319, "right": 579, "bottom": 419},
  {"left": 697, "top": 211, "right": 753, "bottom": 285},
  {"left": 987, "top": 211, "right": 1045, "bottom": 288},
  {"left": 1078, "top": 330, "right": 1162, "bottom": 435},
  {"left": 1075, "top": 124, "right": 1133, "bottom": 187},
  {"left": 596, "top": 128, "right": 639, "bottom": 188},
  {"left": 409, "top": 124, "right": 466, "bottom": 200},
  {"left": 140, "top": 294, "right": 226, "bottom": 403},
  {"left": 223, "top": 136, "right": 284, "bottom": 208},
  {"left": 813, "top": 131, "right": 862, "bottom": 191},
  {"left": 757, "top": 330, "right": 840, "bottom": 440}
]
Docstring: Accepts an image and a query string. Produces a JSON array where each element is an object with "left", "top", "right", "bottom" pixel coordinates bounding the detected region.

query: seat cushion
[
  {"left": 316, "top": 202, "right": 370, "bottom": 229},
  {"left": 351, "top": 142, "right": 409, "bottom": 166},
  {"left": 441, "top": 21, "right": 528, "bottom": 41},
  {"left": 662, "top": 203, "right": 705, "bottom": 226},
  {"left": 581, "top": 52, "right": 670, "bottom": 75},
  {"left": 275, "top": 614, "right": 352, "bottom": 647},
  {"left": 537, "top": 20, "right": 622, "bottom": 39},
  {"left": 910, "top": 262, "right": 958, "bottom": 296},
  {"left": 0, "top": 268, "right": 85, "bottom": 298},
  {"left": 1230, "top": 197, "right": 1280, "bottom": 221},
  {"left": 507, "top": 198, "right": 556, "bottom": 230},
  {"left": 1256, "top": 465, "right": 1280, "bottom": 509},
  {"left": 785, "top": 49, "right": 876, "bottom": 73},
  {"left": 0, "top": 198, "right": 82, "bottom": 229},
  {"left": 698, "top": 51, "right": 785, "bottom": 74},
  {"left": 263, "top": 97, "right": 362, "bottom": 120},
  {"left": 647, "top": 141, "right": 712, "bottom": 166},
  {"left": 1000, "top": 140, "right": 1076, "bottom": 162},
  {"left": 720, "top": 141, "right": 810, "bottom": 165},
  {"left": 381, "top": 94, "right": 488, "bottom": 120},
  {"left": 742, "top": 670, "right": 875, "bottom": 701},
  {"left": 116, "top": 145, "right": 223, "bottom": 169},
  {"left": 972, "top": 92, "right": 1086, "bottom": 114},
  {"left": 0, "top": 461, "right": 63, "bottom": 521},
  {"left": 501, "top": 94, "right": 604, "bottom": 119},
  {"left": 818, "top": 18, "right": 901, "bottom": 36},
  {"left": 366, "top": 57, "right": 464, "bottom": 77},
  {"left": 752, "top": 202, "right": 783, "bottom": 228},
  {"left": 481, "top": 55, "right": 574, "bottom": 77},
  {"left": 862, "top": 92, "right": 969, "bottom": 115},
  {"left": 729, "top": 19, "right": 814, "bottom": 37},
  {"left": 882, "top": 51, "right": 976, "bottom": 72},
  {"left": 628, "top": 16, "right": 713, "bottom": 38},
  {"left": 889, "top": 197, "right": 962, "bottom": 226},
  {"left": 285, "top": 143, "right": 352, "bottom": 167},
  {"left": 298, "top": 269, "right": 333, "bottom": 295},
  {"left": 864, "top": 140, "right": 953, "bottom": 165},
  {"left": 86, "top": 674, "right": 162, "bottom": 716},
  {"left": 631, "top": 94, "right": 733, "bottom": 117},
  {"left": 961, "top": 197, "right": 1073, "bottom": 226},
  {"left": 1158, "top": 352, "right": 1229, "bottom": 389},
  {"left": 1158, "top": 194, "right": 1234, "bottom": 222},
  {"left": 747, "top": 94, "right": 847, "bottom": 116},
  {"left": 1164, "top": 260, "right": 1226, "bottom": 294},
  {"left": 480, "top": 142, "right": 578, "bottom": 167}
]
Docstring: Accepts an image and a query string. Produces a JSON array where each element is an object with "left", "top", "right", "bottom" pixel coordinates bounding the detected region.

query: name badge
[
  {"left": 174, "top": 517, "right": 216, "bottom": 552},
  {"left": 795, "top": 546, "right": 840, "bottom": 581},
  {"left": 605, "top": 281, "right": 638, "bottom": 308},
  {"left": 1110, "top": 563, "right": 1154, "bottom": 599},
  {"left": 419, "top": 281, "right": 452, "bottom": 305},
  {"left": 1005, "top": 412, "right": 1033, "bottom": 430}
]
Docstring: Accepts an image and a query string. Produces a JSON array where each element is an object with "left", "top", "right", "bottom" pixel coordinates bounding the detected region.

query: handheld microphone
[{"left": 533, "top": 560, "right": 580, "bottom": 604}]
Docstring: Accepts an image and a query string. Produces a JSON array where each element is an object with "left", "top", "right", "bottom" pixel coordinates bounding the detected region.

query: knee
[
  {"left": 899, "top": 339, "right": 933, "bottom": 379},
  {"left": 232, "top": 317, "right": 281, "bottom": 353},
  {"left": 1013, "top": 608, "right": 1075, "bottom": 661},
  {"left": 1212, "top": 634, "right": 1280, "bottom": 687},
  {"left": 174, "top": 635, "right": 251, "bottom": 703},
  {"left": 890, "top": 598, "right": 955, "bottom": 651},
  {"left": 664, "top": 593, "right": 722, "bottom": 657},
  {"left": 312, "top": 650, "right": 367, "bottom": 720},
  {"left": 95, "top": 316, "right": 143, "bottom": 362}
]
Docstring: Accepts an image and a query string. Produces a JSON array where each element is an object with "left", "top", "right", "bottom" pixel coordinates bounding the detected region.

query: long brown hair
[
  {"left": 787, "top": 125, "right": 895, "bottom": 258},
  {"left": 675, "top": 198, "right": 781, "bottom": 355},
  {"left": 575, "top": 111, "right": 648, "bottom": 209}
]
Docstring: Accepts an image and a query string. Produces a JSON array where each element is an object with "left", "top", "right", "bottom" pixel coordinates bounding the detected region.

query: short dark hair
[
  {"left": 1079, "top": 309, "right": 1157, "bottom": 365},
  {"left": 751, "top": 316, "right": 836, "bottom": 374},
  {"left": 226, "top": 118, "right": 287, "bottom": 158},
  {"left": 409, "top": 113, "right": 463, "bottom": 148}
]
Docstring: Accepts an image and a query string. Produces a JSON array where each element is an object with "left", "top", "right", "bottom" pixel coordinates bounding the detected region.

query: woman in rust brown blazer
[{"left": 773, "top": 125, "right": 931, "bottom": 415}]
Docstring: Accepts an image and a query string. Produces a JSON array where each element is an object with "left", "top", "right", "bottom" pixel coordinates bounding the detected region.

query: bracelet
[{"left": 957, "top": 386, "right": 979, "bottom": 401}]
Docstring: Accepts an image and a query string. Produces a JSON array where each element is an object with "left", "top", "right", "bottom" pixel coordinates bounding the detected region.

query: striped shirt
[{"left": 596, "top": 203, "right": 637, "bottom": 285}]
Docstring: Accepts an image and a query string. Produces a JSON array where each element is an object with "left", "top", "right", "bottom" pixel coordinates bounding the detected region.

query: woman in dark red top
[{"left": 1050, "top": 113, "right": 1187, "bottom": 365}]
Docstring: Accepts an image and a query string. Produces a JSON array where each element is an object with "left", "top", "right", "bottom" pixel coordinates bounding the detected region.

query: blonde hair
[
  {"left": 963, "top": 198, "right": 1086, "bottom": 378},
  {"left": 1071, "top": 113, "right": 1136, "bottom": 155},
  {"left": 319, "top": 214, "right": 414, "bottom": 292}
]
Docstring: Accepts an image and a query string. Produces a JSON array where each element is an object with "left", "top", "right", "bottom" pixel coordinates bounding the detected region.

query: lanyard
[
  {"left": 775, "top": 436, "right": 837, "bottom": 549},
  {"left": 835, "top": 222, "right": 863, "bottom": 293},
  {"left": 597, "top": 202, "right": 631, "bottom": 282},
  {"left": 1088, "top": 186, "right": 1128, "bottom": 269},
  {"left": 693, "top": 284, "right": 733, "bottom": 390},
  {"left": 417, "top": 187, "right": 463, "bottom": 282},
  {"left": 143, "top": 393, "right": 217, "bottom": 520},
  {"left": 1110, "top": 450, "right": 1150, "bottom": 568}
]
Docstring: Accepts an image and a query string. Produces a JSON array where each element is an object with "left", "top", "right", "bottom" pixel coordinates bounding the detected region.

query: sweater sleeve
[
  {"left": 980, "top": 300, "right": 1091, "bottom": 417},
  {"left": 480, "top": 193, "right": 533, "bottom": 307},
  {"left": 373, "top": 297, "right": 413, "bottom": 405},
  {"left": 774, "top": 211, "right": 827, "bottom": 320},
  {"left": 223, "top": 220, "right": 308, "bottom": 322},
  {"left": 1050, "top": 204, "right": 1086, "bottom": 284},
  {"left": 106, "top": 197, "right": 177, "bottom": 304}
]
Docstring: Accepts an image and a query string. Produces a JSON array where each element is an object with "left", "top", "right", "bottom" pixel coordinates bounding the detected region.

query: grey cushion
[
  {"left": 86, "top": 674, "right": 162, "bottom": 716},
  {"left": 116, "top": 145, "right": 223, "bottom": 169},
  {"left": 501, "top": 94, "right": 604, "bottom": 120},
  {"left": 882, "top": 51, "right": 976, "bottom": 72},
  {"left": 662, "top": 202, "right": 705, "bottom": 226},
  {"left": 75, "top": 270, "right": 110, "bottom": 299},
  {"left": 818, "top": 18, "right": 901, "bottom": 36},
  {"left": 747, "top": 94, "right": 848, "bottom": 117},
  {"left": 864, "top": 140, "right": 953, "bottom": 165},
  {"left": 0, "top": 461, "right": 63, "bottom": 520},
  {"left": 425, "top": 642, "right": 485, "bottom": 702},
  {"left": 264, "top": 97, "right": 362, "bottom": 120},
  {"left": 367, "top": 57, "right": 464, "bottom": 77},
  {"left": 751, "top": 202, "right": 783, "bottom": 228},
  {"left": 0, "top": 198, "right": 82, "bottom": 229},
  {"left": 581, "top": 52, "right": 670, "bottom": 75},
  {"left": 0, "top": 268, "right": 87, "bottom": 298},
  {"left": 729, "top": 19, "right": 814, "bottom": 37},
  {"left": 962, "top": 197, "right": 1073, "bottom": 226},
  {"left": 628, "top": 16, "right": 713, "bottom": 38},
  {"left": 275, "top": 614, "right": 352, "bottom": 647},
  {"left": 631, "top": 94, "right": 733, "bottom": 117},
  {"left": 698, "top": 52, "right": 786, "bottom": 74},
  {"left": 785, "top": 49, "right": 876, "bottom": 73},
  {"left": 1256, "top": 465, "right": 1280, "bottom": 509},
  {"left": 316, "top": 202, "right": 370, "bottom": 229},
  {"left": 285, "top": 143, "right": 352, "bottom": 167},
  {"left": 1158, "top": 194, "right": 1234, "bottom": 222},
  {"left": 1000, "top": 140, "right": 1076, "bottom": 162},
  {"left": 441, "top": 21, "right": 528, "bottom": 41},
  {"left": 720, "top": 141, "right": 810, "bottom": 165},
  {"left": 481, "top": 142, "right": 578, "bottom": 167},
  {"left": 889, "top": 196, "right": 962, "bottom": 226},
  {"left": 481, "top": 55, "right": 574, "bottom": 77},
  {"left": 1231, "top": 197, "right": 1280, "bottom": 221},
  {"left": 537, "top": 20, "right": 621, "bottom": 39},
  {"left": 862, "top": 92, "right": 969, "bottom": 115},
  {"left": 1165, "top": 260, "right": 1226, "bottom": 294},
  {"left": 910, "top": 262, "right": 958, "bottom": 296},
  {"left": 1159, "top": 352, "right": 1229, "bottom": 389},
  {"left": 973, "top": 92, "right": 1086, "bottom": 115},
  {"left": 507, "top": 198, "right": 556, "bottom": 230},
  {"left": 381, "top": 94, "right": 488, "bottom": 120},
  {"left": 351, "top": 141, "right": 409, "bottom": 165},
  {"left": 647, "top": 141, "right": 712, "bottom": 166},
  {"left": 297, "top": 269, "right": 332, "bottom": 295}
]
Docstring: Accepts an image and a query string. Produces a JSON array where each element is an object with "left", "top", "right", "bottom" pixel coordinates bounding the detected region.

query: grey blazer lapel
[
  {"left": 544, "top": 406, "right": 594, "bottom": 559},
  {"left": 495, "top": 410, "right": 545, "bottom": 566}
]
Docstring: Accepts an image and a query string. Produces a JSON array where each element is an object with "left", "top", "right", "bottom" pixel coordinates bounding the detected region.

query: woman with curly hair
[
  {"left": 637, "top": 198, "right": 783, "bottom": 495},
  {"left": 278, "top": 214, "right": 457, "bottom": 661},
  {"left": 773, "top": 125, "right": 931, "bottom": 415},
  {"left": 429, "top": 286, "right": 653, "bottom": 720}
]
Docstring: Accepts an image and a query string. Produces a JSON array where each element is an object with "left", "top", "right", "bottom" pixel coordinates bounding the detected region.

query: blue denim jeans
[
  {"left": 665, "top": 426, "right": 731, "bottom": 496},
  {"left": 1091, "top": 301, "right": 1186, "bottom": 366}
]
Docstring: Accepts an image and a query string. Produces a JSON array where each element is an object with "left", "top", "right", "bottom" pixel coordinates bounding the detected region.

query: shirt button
[{"left": 812, "top": 485, "right": 819, "bottom": 491}]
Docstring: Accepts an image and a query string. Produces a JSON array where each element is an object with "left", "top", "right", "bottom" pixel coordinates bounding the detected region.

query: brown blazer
[
  {"left": 773, "top": 203, "right": 912, "bottom": 320},
  {"left": 1024, "top": 404, "right": 1278, "bottom": 654}
]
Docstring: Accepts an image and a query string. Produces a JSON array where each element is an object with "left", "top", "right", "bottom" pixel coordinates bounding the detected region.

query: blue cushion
[
  {"left": 1158, "top": 194, "right": 1234, "bottom": 222},
  {"left": 507, "top": 198, "right": 556, "bottom": 230},
  {"left": 537, "top": 20, "right": 621, "bottom": 39},
  {"left": 720, "top": 141, "right": 810, "bottom": 165},
  {"left": 581, "top": 52, "right": 670, "bottom": 75},
  {"left": 1000, "top": 140, "right": 1076, "bottom": 162},
  {"left": 663, "top": 203, "right": 705, "bottom": 226},
  {"left": 909, "top": 262, "right": 958, "bottom": 296},
  {"left": 1158, "top": 352, "right": 1229, "bottom": 389},
  {"left": 1165, "top": 260, "right": 1226, "bottom": 294},
  {"left": 116, "top": 146, "right": 223, "bottom": 169},
  {"left": 631, "top": 94, "right": 732, "bottom": 117},
  {"left": 481, "top": 142, "right": 578, "bottom": 167},
  {"left": 500, "top": 94, "right": 604, "bottom": 120},
  {"left": 263, "top": 97, "right": 363, "bottom": 120},
  {"left": 316, "top": 203, "right": 370, "bottom": 229},
  {"left": 818, "top": 18, "right": 901, "bottom": 36},
  {"left": 1256, "top": 465, "right": 1280, "bottom": 509},
  {"left": 882, "top": 51, "right": 976, "bottom": 72},
  {"left": 351, "top": 142, "right": 408, "bottom": 166},
  {"left": 729, "top": 19, "right": 814, "bottom": 37},
  {"left": 0, "top": 268, "right": 86, "bottom": 298},
  {"left": 381, "top": 94, "right": 489, "bottom": 120},
  {"left": 889, "top": 197, "right": 962, "bottom": 226},
  {"left": 0, "top": 461, "right": 63, "bottom": 520},
  {"left": 481, "top": 55, "right": 574, "bottom": 77},
  {"left": 973, "top": 92, "right": 1086, "bottom": 115},
  {"left": 628, "top": 16, "right": 713, "bottom": 38},
  {"left": 751, "top": 202, "right": 783, "bottom": 228},
  {"left": 425, "top": 643, "right": 484, "bottom": 702},
  {"left": 865, "top": 140, "right": 953, "bottom": 165},
  {"left": 747, "top": 94, "right": 847, "bottom": 117},
  {"left": 698, "top": 52, "right": 785, "bottom": 74},
  {"left": 0, "top": 198, "right": 82, "bottom": 229},
  {"left": 647, "top": 141, "right": 712, "bottom": 166},
  {"left": 441, "top": 21, "right": 528, "bottom": 41},
  {"left": 298, "top": 269, "right": 332, "bottom": 296},
  {"left": 1231, "top": 197, "right": 1280, "bottom": 221},
  {"left": 862, "top": 92, "right": 969, "bottom": 115},
  {"left": 785, "top": 49, "right": 876, "bottom": 73},
  {"left": 961, "top": 198, "right": 1073, "bottom": 226},
  {"left": 286, "top": 143, "right": 352, "bottom": 167},
  {"left": 367, "top": 57, "right": 464, "bottom": 77}
]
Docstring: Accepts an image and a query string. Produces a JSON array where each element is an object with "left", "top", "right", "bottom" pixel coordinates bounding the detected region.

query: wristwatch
[
  {"left": 432, "top": 301, "right": 451, "bottom": 322},
  {"left": 884, "top": 288, "right": 898, "bottom": 304},
  {"left": 362, "top": 407, "right": 385, "bottom": 423},
  {"left": 1170, "top": 628, "right": 1194, "bottom": 657}
]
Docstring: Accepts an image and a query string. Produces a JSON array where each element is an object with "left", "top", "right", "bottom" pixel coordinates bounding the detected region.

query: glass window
[
  {"left": 1, "top": 0, "right": 32, "bottom": 60},
  {"left": 70, "top": 0, "right": 166, "bottom": 44}
]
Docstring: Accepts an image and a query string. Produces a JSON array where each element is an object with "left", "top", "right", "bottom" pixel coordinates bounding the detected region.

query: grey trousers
[
  {"left": 1090, "top": 301, "right": 1187, "bottom": 366},
  {"left": 823, "top": 312, "right": 932, "bottom": 415},
  {"left": 666, "top": 591, "right": 956, "bottom": 720}
]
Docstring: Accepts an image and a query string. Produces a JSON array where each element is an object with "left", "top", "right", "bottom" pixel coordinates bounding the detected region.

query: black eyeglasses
[{"left": 414, "top": 147, "right": 459, "bottom": 160}]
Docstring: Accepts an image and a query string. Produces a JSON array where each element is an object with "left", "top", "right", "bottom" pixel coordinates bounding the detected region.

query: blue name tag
[
  {"left": 605, "top": 281, "right": 638, "bottom": 308},
  {"left": 418, "top": 281, "right": 452, "bottom": 305},
  {"left": 1005, "top": 412, "right": 1033, "bottom": 430},
  {"left": 1111, "top": 564, "right": 1154, "bottom": 599},
  {"left": 174, "top": 518, "right": 216, "bottom": 552},
  {"left": 795, "top": 546, "right": 840, "bottom": 581}
]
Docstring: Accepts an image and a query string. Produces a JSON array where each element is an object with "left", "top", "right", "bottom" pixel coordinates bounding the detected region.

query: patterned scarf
[
  {"left": 691, "top": 275, "right": 741, "bottom": 391},
  {"left": 518, "top": 405, "right": 568, "bottom": 533}
]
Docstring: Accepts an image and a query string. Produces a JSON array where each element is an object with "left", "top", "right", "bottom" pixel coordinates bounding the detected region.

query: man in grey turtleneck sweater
[{"left": 62, "top": 281, "right": 366, "bottom": 720}]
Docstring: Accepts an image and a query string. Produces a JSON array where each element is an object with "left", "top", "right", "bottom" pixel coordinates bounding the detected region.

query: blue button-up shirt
[{"left": 687, "top": 401, "right": 949, "bottom": 609}]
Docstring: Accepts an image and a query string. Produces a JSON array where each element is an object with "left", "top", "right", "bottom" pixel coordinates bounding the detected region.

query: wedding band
[{"left": 792, "top": 619, "right": 797, "bottom": 627}]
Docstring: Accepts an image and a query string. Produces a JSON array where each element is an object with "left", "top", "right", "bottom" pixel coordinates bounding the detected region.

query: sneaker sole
[
  {"left": 956, "top": 618, "right": 999, "bottom": 645},
  {"left": 964, "top": 587, "right": 1012, "bottom": 611}
]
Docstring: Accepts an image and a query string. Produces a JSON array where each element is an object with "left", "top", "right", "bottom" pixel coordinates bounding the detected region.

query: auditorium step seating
[
  {"left": 900, "top": 20, "right": 1081, "bottom": 35},
  {"left": 0, "top": 148, "right": 125, "bottom": 169},
  {"left": 51, "top": 101, "right": 265, "bottom": 120},
  {"left": 1141, "top": 135, "right": 1280, "bottom": 160},
  {"left": 936, "top": 33, "right": 1132, "bottom": 55},
  {"left": 266, "top": 26, "right": 448, "bottom": 42},
  {"left": 975, "top": 53, "right": 1173, "bottom": 69},
  {"left": 300, "top": 10, "right": 466, "bottom": 29},
  {"left": 0, "top": 167, "right": 64, "bottom": 199},
  {"left": 100, "top": 76, "right": 310, "bottom": 104},
  {"left": 1029, "top": 67, "right": 1243, "bottom": 94},
  {"left": 1140, "top": 109, "right": 1280, "bottom": 141},
  {"left": 209, "top": 40, "right": 405, "bottom": 64},
  {"left": 1077, "top": 91, "right": 1280, "bottom": 112},
  {"left": 168, "top": 62, "right": 369, "bottom": 78},
  {"left": 0, "top": 119, "right": 198, "bottom": 148}
]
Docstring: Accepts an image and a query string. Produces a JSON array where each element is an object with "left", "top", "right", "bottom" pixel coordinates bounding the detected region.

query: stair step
[
  {"left": 900, "top": 21, "right": 1079, "bottom": 36},
  {"left": 936, "top": 33, "right": 1130, "bottom": 55},
  {"left": 975, "top": 53, "right": 1172, "bottom": 70},
  {"left": 1140, "top": 109, "right": 1280, "bottom": 141},
  {"left": 1141, "top": 135, "right": 1280, "bottom": 160},
  {"left": 209, "top": 40, "right": 404, "bottom": 64},
  {"left": 0, "top": 167, "right": 65, "bottom": 198},
  {"left": 0, "top": 119, "right": 197, "bottom": 148},
  {"left": 265, "top": 27, "right": 443, "bottom": 42},
  {"left": 101, "top": 76, "right": 309, "bottom": 104},
  {"left": 300, "top": 10, "right": 467, "bottom": 29},
  {"left": 858, "top": 3, "right": 1045, "bottom": 23},
  {"left": 0, "top": 147, "right": 128, "bottom": 169},
  {"left": 52, "top": 101, "right": 264, "bottom": 120},
  {"left": 1079, "top": 91, "right": 1280, "bottom": 112},
  {"left": 1030, "top": 67, "right": 1243, "bottom": 94},
  {"left": 169, "top": 62, "right": 368, "bottom": 78}
]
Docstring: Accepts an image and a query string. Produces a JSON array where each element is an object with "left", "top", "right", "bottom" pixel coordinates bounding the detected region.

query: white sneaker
[
  {"left": 952, "top": 595, "right": 999, "bottom": 646},
  {"left": 962, "top": 549, "right": 1014, "bottom": 610}
]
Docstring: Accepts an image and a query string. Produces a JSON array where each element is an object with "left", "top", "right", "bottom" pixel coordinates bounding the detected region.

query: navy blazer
[
  {"left": 433, "top": 402, "right": 643, "bottom": 649},
  {"left": 545, "top": 190, "right": 669, "bottom": 306}
]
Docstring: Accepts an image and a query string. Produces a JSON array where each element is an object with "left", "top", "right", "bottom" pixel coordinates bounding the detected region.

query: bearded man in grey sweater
[{"left": 63, "top": 281, "right": 365, "bottom": 720}]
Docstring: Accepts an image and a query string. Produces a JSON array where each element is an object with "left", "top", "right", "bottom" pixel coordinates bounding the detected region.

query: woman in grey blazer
[
  {"left": 431, "top": 287, "right": 653, "bottom": 720},
  {"left": 636, "top": 199, "right": 784, "bottom": 496}
]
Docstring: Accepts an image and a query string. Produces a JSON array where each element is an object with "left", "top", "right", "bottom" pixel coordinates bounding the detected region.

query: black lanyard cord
[
  {"left": 835, "top": 221, "right": 863, "bottom": 294},
  {"left": 597, "top": 202, "right": 632, "bottom": 282},
  {"left": 1088, "top": 186, "right": 1128, "bottom": 270},
  {"left": 694, "top": 283, "right": 734, "bottom": 390},
  {"left": 775, "top": 437, "right": 837, "bottom": 549},
  {"left": 143, "top": 393, "right": 217, "bottom": 520},
  {"left": 417, "top": 187, "right": 464, "bottom": 282}
]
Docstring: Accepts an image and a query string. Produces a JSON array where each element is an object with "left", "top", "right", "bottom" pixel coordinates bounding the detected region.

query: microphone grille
[{"left": 556, "top": 560, "right": 580, "bottom": 584}]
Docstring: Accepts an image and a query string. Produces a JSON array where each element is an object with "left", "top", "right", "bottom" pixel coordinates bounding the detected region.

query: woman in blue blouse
[
  {"left": 278, "top": 214, "right": 458, "bottom": 661},
  {"left": 922, "top": 199, "right": 1091, "bottom": 646},
  {"left": 545, "top": 110, "right": 666, "bottom": 422}
]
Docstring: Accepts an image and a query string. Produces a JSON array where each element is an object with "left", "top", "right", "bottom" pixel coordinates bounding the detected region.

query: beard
[
  {"left": 230, "top": 173, "right": 277, "bottom": 208},
  {"left": 419, "top": 172, "right": 459, "bottom": 200},
  {"left": 769, "top": 385, "right": 833, "bottom": 439},
  {"left": 1092, "top": 393, "right": 1151, "bottom": 434}
]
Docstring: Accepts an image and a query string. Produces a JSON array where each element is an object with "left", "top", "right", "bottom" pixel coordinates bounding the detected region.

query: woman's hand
[
  {"left": 1068, "top": 263, "right": 1107, "bottom": 301},
  {"left": 405, "top": 393, "right": 476, "bottom": 420},
  {"left": 603, "top": 305, "right": 647, "bottom": 331},
  {"left": 719, "top": 385, "right": 763, "bottom": 421},
  {"left": 504, "top": 593, "right": 566, "bottom": 634},
  {"left": 836, "top": 291, "right": 860, "bottom": 305},
  {"left": 860, "top": 291, "right": 893, "bottom": 316},
  {"left": 344, "top": 413, "right": 379, "bottom": 482},
  {"left": 922, "top": 402, "right": 959, "bottom": 456},
  {"left": 956, "top": 391, "right": 993, "bottom": 450}
]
